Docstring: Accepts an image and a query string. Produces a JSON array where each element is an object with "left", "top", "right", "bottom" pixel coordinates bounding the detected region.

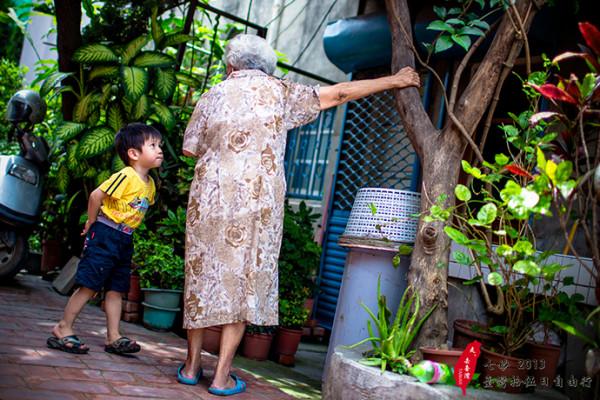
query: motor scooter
[{"left": 0, "top": 89, "right": 49, "bottom": 280}]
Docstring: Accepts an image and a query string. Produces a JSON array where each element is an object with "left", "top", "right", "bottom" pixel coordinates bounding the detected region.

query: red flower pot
[
  {"left": 274, "top": 327, "right": 303, "bottom": 355},
  {"left": 202, "top": 325, "right": 222, "bottom": 354},
  {"left": 523, "top": 341, "right": 562, "bottom": 388},
  {"left": 420, "top": 346, "right": 466, "bottom": 368},
  {"left": 242, "top": 332, "right": 274, "bottom": 361},
  {"left": 481, "top": 347, "right": 527, "bottom": 394}
]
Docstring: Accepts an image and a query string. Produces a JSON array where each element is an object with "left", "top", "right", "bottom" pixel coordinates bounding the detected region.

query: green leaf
[
  {"left": 555, "top": 160, "right": 573, "bottom": 183},
  {"left": 132, "top": 51, "right": 176, "bottom": 68},
  {"left": 444, "top": 226, "right": 469, "bottom": 245},
  {"left": 477, "top": 203, "right": 497, "bottom": 225},
  {"left": 488, "top": 272, "right": 503, "bottom": 286},
  {"left": 435, "top": 35, "right": 454, "bottom": 53},
  {"left": 121, "top": 35, "right": 151, "bottom": 65},
  {"left": 513, "top": 260, "right": 541, "bottom": 277},
  {"left": 453, "top": 251, "right": 472, "bottom": 266},
  {"left": 451, "top": 33, "right": 471, "bottom": 52},
  {"left": 95, "top": 169, "right": 111, "bottom": 187},
  {"left": 40, "top": 72, "right": 74, "bottom": 98},
  {"left": 55, "top": 122, "right": 86, "bottom": 141},
  {"left": 106, "top": 102, "right": 127, "bottom": 132},
  {"left": 582, "top": 73, "right": 596, "bottom": 99},
  {"left": 88, "top": 65, "right": 120, "bottom": 81},
  {"left": 76, "top": 125, "right": 115, "bottom": 159},
  {"left": 369, "top": 202, "right": 377, "bottom": 215},
  {"left": 461, "top": 26, "right": 485, "bottom": 37},
  {"left": 112, "top": 154, "right": 126, "bottom": 173},
  {"left": 151, "top": 6, "right": 166, "bottom": 49},
  {"left": 154, "top": 67, "right": 177, "bottom": 100},
  {"left": 455, "top": 184, "right": 471, "bottom": 201},
  {"left": 495, "top": 153, "right": 509, "bottom": 166},
  {"left": 56, "top": 162, "right": 70, "bottom": 193},
  {"left": 129, "top": 94, "right": 151, "bottom": 120},
  {"left": 73, "top": 93, "right": 101, "bottom": 124},
  {"left": 496, "top": 244, "right": 512, "bottom": 257},
  {"left": 120, "top": 66, "right": 148, "bottom": 101},
  {"left": 73, "top": 43, "right": 119, "bottom": 63},
  {"left": 427, "top": 20, "right": 451, "bottom": 32},
  {"left": 164, "top": 33, "right": 199, "bottom": 47},
  {"left": 175, "top": 72, "right": 202, "bottom": 88},
  {"left": 553, "top": 320, "right": 596, "bottom": 347},
  {"left": 151, "top": 103, "right": 176, "bottom": 130},
  {"left": 513, "top": 240, "right": 534, "bottom": 255}
]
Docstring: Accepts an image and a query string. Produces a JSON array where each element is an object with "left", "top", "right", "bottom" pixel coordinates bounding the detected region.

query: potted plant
[
  {"left": 133, "top": 230, "right": 184, "bottom": 330},
  {"left": 343, "top": 276, "right": 434, "bottom": 375},
  {"left": 425, "top": 80, "right": 586, "bottom": 391},
  {"left": 39, "top": 191, "right": 80, "bottom": 274},
  {"left": 242, "top": 324, "right": 277, "bottom": 361},
  {"left": 278, "top": 200, "right": 322, "bottom": 300},
  {"left": 274, "top": 296, "right": 310, "bottom": 356},
  {"left": 275, "top": 200, "right": 322, "bottom": 356}
]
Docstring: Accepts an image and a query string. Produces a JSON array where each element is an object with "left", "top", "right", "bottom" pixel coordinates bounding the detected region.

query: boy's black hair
[{"left": 114, "top": 123, "right": 162, "bottom": 166}]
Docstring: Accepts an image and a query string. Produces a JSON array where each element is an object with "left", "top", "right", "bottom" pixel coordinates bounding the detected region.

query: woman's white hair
[{"left": 225, "top": 34, "right": 277, "bottom": 76}]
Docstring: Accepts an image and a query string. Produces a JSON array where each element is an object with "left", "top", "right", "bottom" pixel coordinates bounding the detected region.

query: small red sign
[{"left": 453, "top": 340, "right": 481, "bottom": 395}]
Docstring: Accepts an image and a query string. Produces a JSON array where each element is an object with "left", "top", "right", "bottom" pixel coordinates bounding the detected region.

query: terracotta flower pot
[
  {"left": 523, "top": 341, "right": 562, "bottom": 388},
  {"left": 420, "top": 346, "right": 465, "bottom": 368},
  {"left": 41, "top": 239, "right": 64, "bottom": 273},
  {"left": 202, "top": 325, "right": 222, "bottom": 354},
  {"left": 481, "top": 347, "right": 527, "bottom": 394},
  {"left": 453, "top": 319, "right": 501, "bottom": 350},
  {"left": 128, "top": 275, "right": 142, "bottom": 302},
  {"left": 274, "top": 327, "right": 303, "bottom": 355},
  {"left": 242, "top": 332, "right": 274, "bottom": 361}
]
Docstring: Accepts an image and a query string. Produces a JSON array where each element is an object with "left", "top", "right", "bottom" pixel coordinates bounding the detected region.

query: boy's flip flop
[
  {"left": 46, "top": 335, "right": 89, "bottom": 354},
  {"left": 104, "top": 336, "right": 141, "bottom": 355},
  {"left": 208, "top": 373, "right": 246, "bottom": 396}
]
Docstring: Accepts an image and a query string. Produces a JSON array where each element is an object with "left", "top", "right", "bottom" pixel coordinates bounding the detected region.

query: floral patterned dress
[{"left": 182, "top": 69, "right": 321, "bottom": 329}]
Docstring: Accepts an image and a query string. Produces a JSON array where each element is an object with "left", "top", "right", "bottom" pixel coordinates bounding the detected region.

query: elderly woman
[{"left": 179, "top": 34, "right": 419, "bottom": 395}]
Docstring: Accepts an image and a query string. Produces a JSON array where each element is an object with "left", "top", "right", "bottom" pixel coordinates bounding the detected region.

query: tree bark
[
  {"left": 54, "top": 0, "right": 82, "bottom": 121},
  {"left": 384, "top": 0, "right": 544, "bottom": 352}
]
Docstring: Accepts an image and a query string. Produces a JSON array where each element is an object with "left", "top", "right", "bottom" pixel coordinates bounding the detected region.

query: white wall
[
  {"left": 209, "top": 0, "right": 355, "bottom": 85},
  {"left": 19, "top": 13, "right": 56, "bottom": 87}
]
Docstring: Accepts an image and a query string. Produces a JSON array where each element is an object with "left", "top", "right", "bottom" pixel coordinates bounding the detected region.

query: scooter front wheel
[{"left": 0, "top": 230, "right": 29, "bottom": 281}]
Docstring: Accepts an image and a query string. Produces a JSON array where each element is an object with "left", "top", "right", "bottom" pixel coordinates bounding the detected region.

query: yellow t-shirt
[{"left": 98, "top": 166, "right": 155, "bottom": 229}]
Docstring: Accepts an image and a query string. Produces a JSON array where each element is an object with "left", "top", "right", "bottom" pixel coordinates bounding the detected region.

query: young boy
[{"left": 47, "top": 123, "right": 163, "bottom": 354}]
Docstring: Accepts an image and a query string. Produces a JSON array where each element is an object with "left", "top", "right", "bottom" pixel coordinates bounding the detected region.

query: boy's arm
[{"left": 81, "top": 188, "right": 109, "bottom": 236}]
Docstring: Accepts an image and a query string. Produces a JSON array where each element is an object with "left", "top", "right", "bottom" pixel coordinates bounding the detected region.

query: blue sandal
[
  {"left": 177, "top": 363, "right": 203, "bottom": 385},
  {"left": 208, "top": 373, "right": 246, "bottom": 396}
]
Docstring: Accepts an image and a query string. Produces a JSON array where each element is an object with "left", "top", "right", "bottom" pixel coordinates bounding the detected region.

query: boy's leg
[
  {"left": 104, "top": 290, "right": 125, "bottom": 345},
  {"left": 52, "top": 286, "right": 96, "bottom": 348}
]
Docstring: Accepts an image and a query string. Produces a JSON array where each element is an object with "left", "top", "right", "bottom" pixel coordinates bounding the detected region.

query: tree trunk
[
  {"left": 54, "top": 0, "right": 82, "bottom": 121},
  {"left": 384, "top": 0, "right": 544, "bottom": 353}
]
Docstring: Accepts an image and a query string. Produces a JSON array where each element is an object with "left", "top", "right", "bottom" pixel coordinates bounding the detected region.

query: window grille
[{"left": 284, "top": 107, "right": 336, "bottom": 200}]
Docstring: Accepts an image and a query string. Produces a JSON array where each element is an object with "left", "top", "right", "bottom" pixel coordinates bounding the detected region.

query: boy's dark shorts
[{"left": 75, "top": 221, "right": 134, "bottom": 293}]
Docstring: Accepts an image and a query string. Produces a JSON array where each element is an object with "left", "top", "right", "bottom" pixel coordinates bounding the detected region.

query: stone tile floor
[{"left": 0, "top": 273, "right": 323, "bottom": 400}]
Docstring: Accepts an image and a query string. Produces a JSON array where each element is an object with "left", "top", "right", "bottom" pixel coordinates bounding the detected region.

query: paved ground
[{"left": 0, "top": 273, "right": 324, "bottom": 400}]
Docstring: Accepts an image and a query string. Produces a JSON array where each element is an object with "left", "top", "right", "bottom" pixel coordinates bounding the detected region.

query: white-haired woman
[{"left": 179, "top": 34, "right": 420, "bottom": 396}]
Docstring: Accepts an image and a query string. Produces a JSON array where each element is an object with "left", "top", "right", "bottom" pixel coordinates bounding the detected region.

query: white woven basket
[{"left": 343, "top": 188, "right": 421, "bottom": 243}]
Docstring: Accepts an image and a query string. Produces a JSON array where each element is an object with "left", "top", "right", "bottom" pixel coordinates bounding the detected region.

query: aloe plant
[{"left": 344, "top": 276, "right": 435, "bottom": 374}]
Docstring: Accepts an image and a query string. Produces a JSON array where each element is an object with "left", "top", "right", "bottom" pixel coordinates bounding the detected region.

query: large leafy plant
[
  {"left": 44, "top": 4, "right": 203, "bottom": 195},
  {"left": 344, "top": 276, "right": 434, "bottom": 374},
  {"left": 527, "top": 21, "right": 600, "bottom": 292},
  {"left": 278, "top": 200, "right": 322, "bottom": 297},
  {"left": 133, "top": 230, "right": 184, "bottom": 290}
]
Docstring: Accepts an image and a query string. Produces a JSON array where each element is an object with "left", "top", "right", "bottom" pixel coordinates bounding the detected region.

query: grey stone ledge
[{"left": 323, "top": 344, "right": 569, "bottom": 400}]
